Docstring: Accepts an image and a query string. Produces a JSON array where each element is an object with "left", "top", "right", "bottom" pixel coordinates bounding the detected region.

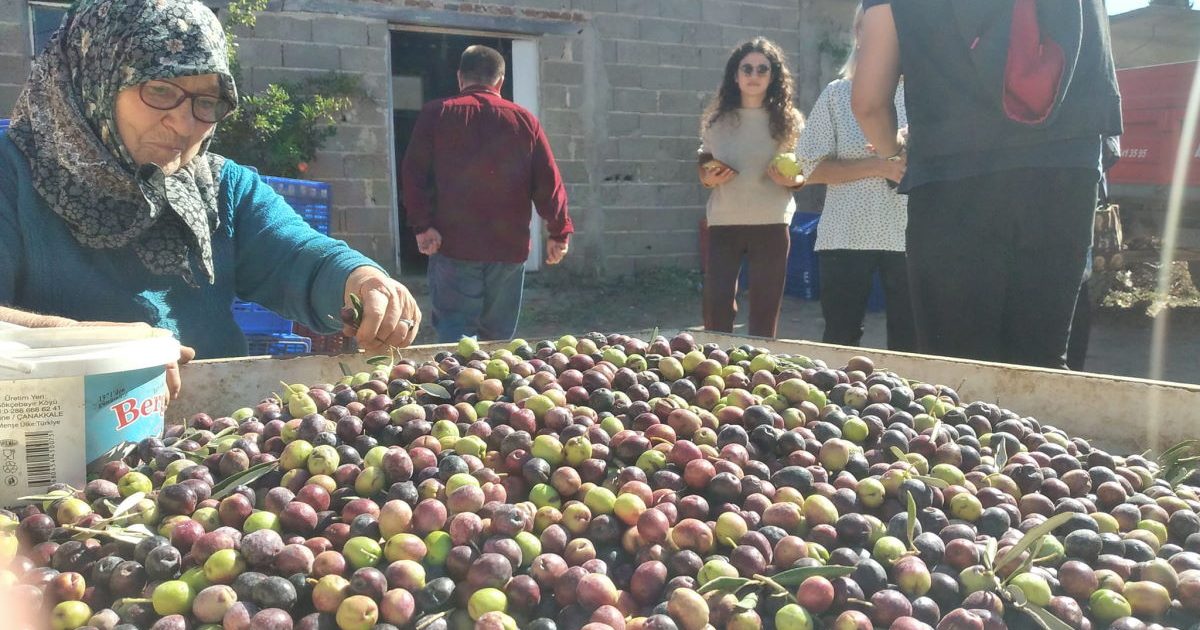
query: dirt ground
[{"left": 398, "top": 268, "right": 1200, "bottom": 386}]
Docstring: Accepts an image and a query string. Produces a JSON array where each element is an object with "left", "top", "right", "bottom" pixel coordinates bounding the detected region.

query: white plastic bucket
[{"left": 0, "top": 325, "right": 180, "bottom": 506}]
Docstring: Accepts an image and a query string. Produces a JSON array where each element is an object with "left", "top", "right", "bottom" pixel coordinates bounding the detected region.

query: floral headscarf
[{"left": 7, "top": 0, "right": 238, "bottom": 286}]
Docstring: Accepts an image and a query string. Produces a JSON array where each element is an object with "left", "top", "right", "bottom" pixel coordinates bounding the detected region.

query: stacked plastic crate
[
  {"left": 785, "top": 213, "right": 822, "bottom": 300},
  {"left": 235, "top": 177, "right": 345, "bottom": 355}
]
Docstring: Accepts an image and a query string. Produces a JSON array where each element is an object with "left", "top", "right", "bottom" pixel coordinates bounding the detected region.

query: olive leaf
[
  {"left": 982, "top": 538, "right": 999, "bottom": 571},
  {"left": 890, "top": 446, "right": 909, "bottom": 462},
  {"left": 915, "top": 475, "right": 950, "bottom": 489},
  {"left": 209, "top": 460, "right": 280, "bottom": 500},
  {"left": 419, "top": 383, "right": 452, "bottom": 400},
  {"left": 768, "top": 565, "right": 855, "bottom": 587},
  {"left": 697, "top": 576, "right": 756, "bottom": 595},
  {"left": 164, "top": 447, "right": 207, "bottom": 464},
  {"left": 212, "top": 425, "right": 241, "bottom": 440},
  {"left": 994, "top": 512, "right": 1074, "bottom": 574},
  {"left": 64, "top": 524, "right": 152, "bottom": 545},
  {"left": 995, "top": 437, "right": 1009, "bottom": 470},
  {"left": 414, "top": 612, "right": 449, "bottom": 630},
  {"left": 735, "top": 591, "right": 759, "bottom": 611},
  {"left": 349, "top": 293, "right": 364, "bottom": 327},
  {"left": 1006, "top": 585, "right": 1075, "bottom": 630},
  {"left": 109, "top": 492, "right": 147, "bottom": 521},
  {"left": 365, "top": 355, "right": 392, "bottom": 367},
  {"left": 17, "top": 493, "right": 76, "bottom": 502},
  {"left": 906, "top": 491, "right": 918, "bottom": 550},
  {"left": 339, "top": 362, "right": 354, "bottom": 377}
]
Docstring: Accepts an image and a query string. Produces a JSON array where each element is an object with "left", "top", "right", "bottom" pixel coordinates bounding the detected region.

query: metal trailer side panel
[{"left": 170, "top": 332, "right": 1200, "bottom": 454}]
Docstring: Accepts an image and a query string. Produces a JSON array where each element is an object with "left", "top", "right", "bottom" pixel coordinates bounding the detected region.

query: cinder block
[
  {"left": 542, "top": 61, "right": 584, "bottom": 85},
  {"left": 657, "top": 0, "right": 703, "bottom": 21},
  {"left": 608, "top": 112, "right": 640, "bottom": 135},
  {"left": 616, "top": 40, "right": 658, "bottom": 66},
  {"left": 742, "top": 5, "right": 796, "bottom": 29},
  {"left": 555, "top": 160, "right": 589, "bottom": 184},
  {"left": 326, "top": 179, "right": 370, "bottom": 207},
  {"left": 640, "top": 65, "right": 682, "bottom": 89},
  {"left": 682, "top": 67, "right": 719, "bottom": 91},
  {"left": 639, "top": 18, "right": 684, "bottom": 45},
  {"left": 367, "top": 23, "right": 391, "bottom": 48},
  {"left": 541, "top": 108, "right": 583, "bottom": 135},
  {"left": 326, "top": 125, "right": 381, "bottom": 153},
  {"left": 235, "top": 39, "right": 282, "bottom": 67},
  {"left": 253, "top": 14, "right": 313, "bottom": 42},
  {"left": 722, "top": 25, "right": 761, "bottom": 47},
  {"left": 638, "top": 114, "right": 684, "bottom": 137},
  {"left": 612, "top": 88, "right": 657, "bottom": 114},
  {"left": 682, "top": 22, "right": 724, "bottom": 45},
  {"left": 592, "top": 13, "right": 639, "bottom": 40},
  {"left": 659, "top": 90, "right": 704, "bottom": 115},
  {"left": 340, "top": 46, "right": 388, "bottom": 75},
  {"left": 283, "top": 42, "right": 341, "bottom": 71},
  {"left": 616, "top": 0, "right": 659, "bottom": 16},
  {"left": 342, "top": 154, "right": 391, "bottom": 180},
  {"left": 618, "top": 137, "right": 660, "bottom": 160},
  {"left": 700, "top": 46, "right": 731, "bottom": 69},
  {"left": 311, "top": 16, "right": 370, "bottom": 46},
  {"left": 659, "top": 44, "right": 700, "bottom": 68},
  {"left": 701, "top": 0, "right": 741, "bottom": 25},
  {"left": 0, "top": 23, "right": 24, "bottom": 53},
  {"left": 605, "top": 64, "right": 642, "bottom": 88},
  {"left": 343, "top": 206, "right": 394, "bottom": 234}
]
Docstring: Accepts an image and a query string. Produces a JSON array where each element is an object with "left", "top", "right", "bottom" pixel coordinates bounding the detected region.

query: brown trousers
[{"left": 703, "top": 223, "right": 791, "bottom": 338}]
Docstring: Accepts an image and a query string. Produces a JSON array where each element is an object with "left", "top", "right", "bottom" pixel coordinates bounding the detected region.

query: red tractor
[{"left": 1106, "top": 60, "right": 1200, "bottom": 277}]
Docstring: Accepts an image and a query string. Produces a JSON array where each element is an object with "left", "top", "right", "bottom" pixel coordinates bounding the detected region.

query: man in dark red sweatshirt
[{"left": 402, "top": 45, "right": 573, "bottom": 343}]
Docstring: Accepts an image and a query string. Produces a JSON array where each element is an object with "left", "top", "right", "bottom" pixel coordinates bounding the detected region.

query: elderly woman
[{"left": 0, "top": 0, "right": 420, "bottom": 385}]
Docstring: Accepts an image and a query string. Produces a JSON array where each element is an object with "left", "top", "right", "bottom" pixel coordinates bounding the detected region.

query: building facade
[{"left": 0, "top": 0, "right": 856, "bottom": 276}]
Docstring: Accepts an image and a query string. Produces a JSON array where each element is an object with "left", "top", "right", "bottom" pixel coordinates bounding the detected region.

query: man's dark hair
[{"left": 459, "top": 45, "right": 505, "bottom": 86}]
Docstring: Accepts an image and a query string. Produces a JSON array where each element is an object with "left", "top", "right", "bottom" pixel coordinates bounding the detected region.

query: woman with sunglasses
[
  {"left": 0, "top": 0, "right": 420, "bottom": 392},
  {"left": 699, "top": 38, "right": 805, "bottom": 338}
]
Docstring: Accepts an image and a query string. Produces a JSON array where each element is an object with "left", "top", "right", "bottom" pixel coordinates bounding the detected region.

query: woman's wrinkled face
[
  {"left": 735, "top": 52, "right": 773, "bottom": 101},
  {"left": 114, "top": 73, "right": 220, "bottom": 175}
]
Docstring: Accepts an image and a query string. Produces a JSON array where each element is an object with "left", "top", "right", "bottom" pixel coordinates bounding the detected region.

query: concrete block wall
[{"left": 229, "top": 11, "right": 396, "bottom": 267}]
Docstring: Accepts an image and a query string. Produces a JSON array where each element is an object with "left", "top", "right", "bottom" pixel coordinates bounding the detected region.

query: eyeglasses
[
  {"left": 139, "top": 79, "right": 234, "bottom": 124},
  {"left": 739, "top": 63, "right": 772, "bottom": 77}
]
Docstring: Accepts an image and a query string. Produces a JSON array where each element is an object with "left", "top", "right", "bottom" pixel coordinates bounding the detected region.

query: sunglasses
[
  {"left": 739, "top": 63, "right": 772, "bottom": 77},
  {"left": 139, "top": 79, "right": 235, "bottom": 124}
]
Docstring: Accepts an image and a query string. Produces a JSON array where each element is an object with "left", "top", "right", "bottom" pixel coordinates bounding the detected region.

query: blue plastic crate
[
  {"left": 0, "top": 118, "right": 8, "bottom": 133},
  {"left": 246, "top": 333, "right": 311, "bottom": 356},
  {"left": 785, "top": 212, "right": 822, "bottom": 300},
  {"left": 232, "top": 300, "right": 293, "bottom": 335},
  {"left": 867, "top": 271, "right": 887, "bottom": 313},
  {"left": 262, "top": 176, "right": 331, "bottom": 235}
]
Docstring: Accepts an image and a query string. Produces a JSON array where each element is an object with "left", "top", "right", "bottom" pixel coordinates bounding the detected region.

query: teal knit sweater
[{"left": 0, "top": 134, "right": 379, "bottom": 358}]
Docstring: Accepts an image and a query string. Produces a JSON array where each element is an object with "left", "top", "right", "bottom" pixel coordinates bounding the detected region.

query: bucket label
[
  {"left": 0, "top": 377, "right": 86, "bottom": 507},
  {"left": 0, "top": 367, "right": 168, "bottom": 507}
]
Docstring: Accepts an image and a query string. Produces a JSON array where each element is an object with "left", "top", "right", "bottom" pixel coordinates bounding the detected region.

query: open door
[{"left": 391, "top": 29, "right": 543, "bottom": 275}]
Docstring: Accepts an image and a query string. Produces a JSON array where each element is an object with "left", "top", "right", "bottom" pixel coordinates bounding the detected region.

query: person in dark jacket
[
  {"left": 402, "top": 45, "right": 573, "bottom": 343},
  {"left": 852, "top": 0, "right": 1122, "bottom": 368}
]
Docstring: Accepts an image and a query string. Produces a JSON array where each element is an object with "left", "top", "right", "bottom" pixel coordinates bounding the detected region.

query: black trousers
[
  {"left": 905, "top": 168, "right": 1098, "bottom": 369},
  {"left": 818, "top": 250, "right": 916, "bottom": 351},
  {"left": 704, "top": 224, "right": 790, "bottom": 338}
]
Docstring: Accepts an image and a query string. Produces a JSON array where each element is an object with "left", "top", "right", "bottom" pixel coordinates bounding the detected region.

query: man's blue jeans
[{"left": 427, "top": 254, "right": 526, "bottom": 343}]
